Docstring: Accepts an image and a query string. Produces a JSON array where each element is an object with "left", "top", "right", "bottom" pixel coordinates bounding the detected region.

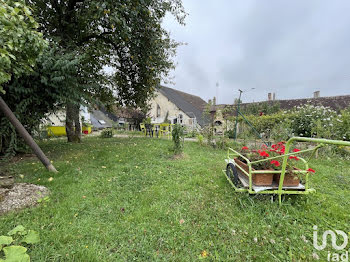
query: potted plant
[
  {"left": 235, "top": 142, "right": 314, "bottom": 187},
  {"left": 269, "top": 144, "right": 301, "bottom": 186},
  {"left": 235, "top": 146, "right": 274, "bottom": 186}
]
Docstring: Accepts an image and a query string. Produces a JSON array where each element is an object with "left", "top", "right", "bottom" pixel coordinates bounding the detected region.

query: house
[
  {"left": 148, "top": 86, "right": 208, "bottom": 129},
  {"left": 110, "top": 106, "right": 145, "bottom": 130},
  {"left": 44, "top": 106, "right": 114, "bottom": 135}
]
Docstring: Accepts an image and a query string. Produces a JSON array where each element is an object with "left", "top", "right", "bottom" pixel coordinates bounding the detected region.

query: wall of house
[
  {"left": 43, "top": 106, "right": 91, "bottom": 127},
  {"left": 148, "top": 91, "right": 195, "bottom": 128}
]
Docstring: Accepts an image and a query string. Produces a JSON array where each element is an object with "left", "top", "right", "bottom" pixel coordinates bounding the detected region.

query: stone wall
[{"left": 148, "top": 91, "right": 196, "bottom": 128}]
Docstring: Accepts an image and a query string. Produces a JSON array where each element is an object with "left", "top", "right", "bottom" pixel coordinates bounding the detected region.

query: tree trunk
[
  {"left": 66, "top": 102, "right": 81, "bottom": 143},
  {"left": 0, "top": 97, "right": 57, "bottom": 172}
]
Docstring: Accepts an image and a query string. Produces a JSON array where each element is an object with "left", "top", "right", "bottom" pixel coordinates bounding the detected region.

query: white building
[{"left": 148, "top": 86, "right": 208, "bottom": 129}]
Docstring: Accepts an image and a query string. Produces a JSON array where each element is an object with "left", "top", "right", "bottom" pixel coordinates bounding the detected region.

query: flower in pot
[{"left": 235, "top": 146, "right": 274, "bottom": 186}]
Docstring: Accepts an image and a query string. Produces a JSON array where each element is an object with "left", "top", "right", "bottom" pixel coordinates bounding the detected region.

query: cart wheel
[{"left": 226, "top": 163, "right": 243, "bottom": 188}]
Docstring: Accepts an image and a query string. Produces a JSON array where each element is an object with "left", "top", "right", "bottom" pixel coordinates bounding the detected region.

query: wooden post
[{"left": 0, "top": 97, "right": 57, "bottom": 172}]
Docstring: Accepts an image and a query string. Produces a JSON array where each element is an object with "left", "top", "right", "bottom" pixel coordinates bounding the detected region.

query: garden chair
[
  {"left": 160, "top": 123, "right": 171, "bottom": 139},
  {"left": 145, "top": 124, "right": 153, "bottom": 137},
  {"left": 153, "top": 124, "right": 160, "bottom": 138},
  {"left": 139, "top": 123, "right": 146, "bottom": 136}
]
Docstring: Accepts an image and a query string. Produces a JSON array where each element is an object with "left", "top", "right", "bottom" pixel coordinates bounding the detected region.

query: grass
[{"left": 0, "top": 137, "right": 350, "bottom": 261}]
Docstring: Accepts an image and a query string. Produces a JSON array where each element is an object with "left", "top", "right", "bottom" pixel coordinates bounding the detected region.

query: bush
[
  {"left": 331, "top": 108, "right": 350, "bottom": 141},
  {"left": 270, "top": 120, "right": 294, "bottom": 141},
  {"left": 239, "top": 112, "right": 291, "bottom": 134},
  {"left": 232, "top": 104, "right": 350, "bottom": 142},
  {"left": 216, "top": 136, "right": 228, "bottom": 149},
  {"left": 185, "top": 129, "right": 197, "bottom": 138},
  {"left": 172, "top": 124, "right": 184, "bottom": 154},
  {"left": 197, "top": 134, "right": 204, "bottom": 146},
  {"left": 290, "top": 104, "right": 338, "bottom": 138},
  {"left": 225, "top": 129, "right": 235, "bottom": 139},
  {"left": 100, "top": 129, "right": 113, "bottom": 138},
  {"left": 202, "top": 126, "right": 214, "bottom": 146}
]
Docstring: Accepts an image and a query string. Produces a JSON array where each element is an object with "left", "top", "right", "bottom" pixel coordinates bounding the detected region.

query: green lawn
[{"left": 1, "top": 137, "right": 349, "bottom": 261}]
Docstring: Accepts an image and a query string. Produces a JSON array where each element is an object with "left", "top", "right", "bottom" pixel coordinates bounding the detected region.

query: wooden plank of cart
[{"left": 223, "top": 137, "right": 350, "bottom": 205}]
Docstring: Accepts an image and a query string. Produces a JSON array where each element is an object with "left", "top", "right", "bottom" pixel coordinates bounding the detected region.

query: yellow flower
[{"left": 201, "top": 250, "right": 208, "bottom": 258}]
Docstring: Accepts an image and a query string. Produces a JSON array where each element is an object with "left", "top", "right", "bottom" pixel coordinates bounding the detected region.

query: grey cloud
[{"left": 163, "top": 0, "right": 350, "bottom": 103}]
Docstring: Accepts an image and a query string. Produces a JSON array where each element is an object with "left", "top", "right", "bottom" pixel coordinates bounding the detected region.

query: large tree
[
  {"left": 29, "top": 0, "right": 186, "bottom": 142},
  {"left": 0, "top": 0, "right": 46, "bottom": 92},
  {"left": 0, "top": 45, "right": 88, "bottom": 156}
]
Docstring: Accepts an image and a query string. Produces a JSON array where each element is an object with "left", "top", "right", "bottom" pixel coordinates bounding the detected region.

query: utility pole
[
  {"left": 0, "top": 97, "right": 57, "bottom": 172},
  {"left": 233, "top": 89, "right": 243, "bottom": 140}
]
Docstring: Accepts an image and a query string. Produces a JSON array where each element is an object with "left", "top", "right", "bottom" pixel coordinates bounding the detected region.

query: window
[
  {"left": 156, "top": 104, "right": 161, "bottom": 117},
  {"left": 179, "top": 114, "right": 183, "bottom": 124}
]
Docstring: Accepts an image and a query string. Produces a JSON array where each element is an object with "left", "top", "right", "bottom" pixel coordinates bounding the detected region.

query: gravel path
[{"left": 0, "top": 183, "right": 49, "bottom": 215}]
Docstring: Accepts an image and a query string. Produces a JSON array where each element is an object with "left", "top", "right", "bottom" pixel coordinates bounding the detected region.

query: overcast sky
[{"left": 162, "top": 0, "right": 350, "bottom": 104}]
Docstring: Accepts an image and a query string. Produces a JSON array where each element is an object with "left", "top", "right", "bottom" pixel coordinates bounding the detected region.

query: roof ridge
[
  {"left": 216, "top": 94, "right": 350, "bottom": 107},
  {"left": 160, "top": 85, "right": 206, "bottom": 102}
]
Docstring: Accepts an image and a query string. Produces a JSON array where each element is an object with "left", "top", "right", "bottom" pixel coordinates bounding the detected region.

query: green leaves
[
  {"left": 28, "top": 0, "right": 186, "bottom": 109},
  {"left": 2, "top": 246, "right": 30, "bottom": 262},
  {"left": 21, "top": 231, "right": 39, "bottom": 244},
  {"left": 0, "top": 226, "right": 39, "bottom": 261},
  {"left": 172, "top": 124, "right": 184, "bottom": 155},
  {"left": 7, "top": 226, "right": 25, "bottom": 236},
  {"left": 0, "top": 0, "right": 47, "bottom": 89},
  {"left": 0, "top": 236, "right": 13, "bottom": 251}
]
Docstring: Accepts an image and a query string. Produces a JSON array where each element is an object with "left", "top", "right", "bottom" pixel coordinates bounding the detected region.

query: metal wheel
[{"left": 226, "top": 163, "right": 243, "bottom": 188}]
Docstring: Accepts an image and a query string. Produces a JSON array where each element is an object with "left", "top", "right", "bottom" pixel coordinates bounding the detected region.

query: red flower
[
  {"left": 289, "top": 156, "right": 299, "bottom": 160},
  {"left": 293, "top": 148, "right": 301, "bottom": 152},
  {"left": 241, "top": 146, "right": 249, "bottom": 150},
  {"left": 307, "top": 168, "right": 315, "bottom": 173},
  {"left": 261, "top": 144, "right": 268, "bottom": 149},
  {"left": 271, "top": 144, "right": 277, "bottom": 149},
  {"left": 270, "top": 160, "right": 281, "bottom": 167},
  {"left": 259, "top": 151, "right": 270, "bottom": 157}
]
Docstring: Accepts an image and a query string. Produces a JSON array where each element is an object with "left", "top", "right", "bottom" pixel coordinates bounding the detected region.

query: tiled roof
[
  {"left": 159, "top": 86, "right": 208, "bottom": 126},
  {"left": 217, "top": 95, "right": 350, "bottom": 115}
]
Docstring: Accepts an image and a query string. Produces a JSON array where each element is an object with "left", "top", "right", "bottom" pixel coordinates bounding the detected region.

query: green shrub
[
  {"left": 172, "top": 124, "right": 184, "bottom": 154},
  {"left": 270, "top": 120, "right": 294, "bottom": 141},
  {"left": 225, "top": 129, "right": 235, "bottom": 139},
  {"left": 289, "top": 104, "right": 338, "bottom": 137},
  {"left": 240, "top": 112, "right": 291, "bottom": 134},
  {"left": 197, "top": 134, "right": 204, "bottom": 146},
  {"left": 100, "top": 129, "right": 113, "bottom": 138},
  {"left": 202, "top": 126, "right": 214, "bottom": 146},
  {"left": 332, "top": 108, "right": 350, "bottom": 141},
  {"left": 216, "top": 136, "right": 228, "bottom": 149},
  {"left": 185, "top": 130, "right": 197, "bottom": 138}
]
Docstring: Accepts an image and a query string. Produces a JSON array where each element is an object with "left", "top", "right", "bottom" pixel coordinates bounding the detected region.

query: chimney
[
  {"left": 213, "top": 96, "right": 216, "bottom": 106},
  {"left": 313, "top": 91, "right": 320, "bottom": 98},
  {"left": 268, "top": 93, "right": 272, "bottom": 101},
  {"left": 273, "top": 93, "right": 276, "bottom": 101}
]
